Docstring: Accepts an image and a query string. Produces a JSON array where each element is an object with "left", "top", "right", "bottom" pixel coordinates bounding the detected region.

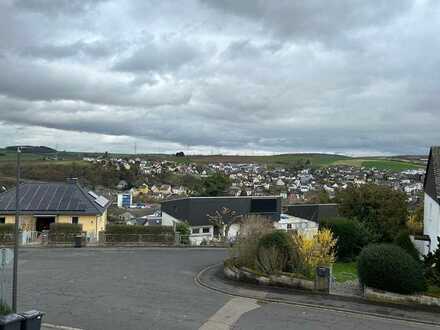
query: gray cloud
[
  {"left": 0, "top": 0, "right": 438, "bottom": 155},
  {"left": 113, "top": 38, "right": 204, "bottom": 73},
  {"left": 13, "top": 0, "right": 109, "bottom": 16}
]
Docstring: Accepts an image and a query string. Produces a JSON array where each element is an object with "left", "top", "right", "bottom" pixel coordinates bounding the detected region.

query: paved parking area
[{"left": 3, "top": 248, "right": 438, "bottom": 330}]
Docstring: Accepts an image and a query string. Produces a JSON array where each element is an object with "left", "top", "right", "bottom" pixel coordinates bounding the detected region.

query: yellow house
[{"left": 0, "top": 180, "right": 111, "bottom": 242}]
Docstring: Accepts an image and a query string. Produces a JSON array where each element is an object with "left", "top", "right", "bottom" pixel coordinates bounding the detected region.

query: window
[
  {"left": 202, "top": 227, "right": 210, "bottom": 233},
  {"left": 287, "top": 223, "right": 292, "bottom": 230},
  {"left": 192, "top": 228, "right": 200, "bottom": 234},
  {"left": 72, "top": 217, "right": 79, "bottom": 224},
  {"left": 0, "top": 217, "right": 5, "bottom": 224}
]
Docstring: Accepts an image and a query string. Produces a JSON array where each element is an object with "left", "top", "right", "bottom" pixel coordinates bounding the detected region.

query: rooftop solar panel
[{"left": 95, "top": 196, "right": 109, "bottom": 207}]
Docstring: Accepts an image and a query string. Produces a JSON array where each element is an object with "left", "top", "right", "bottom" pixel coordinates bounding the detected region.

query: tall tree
[{"left": 335, "top": 184, "right": 408, "bottom": 242}]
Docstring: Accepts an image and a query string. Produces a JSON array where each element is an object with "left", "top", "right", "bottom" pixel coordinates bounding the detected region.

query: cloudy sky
[{"left": 0, "top": 0, "right": 439, "bottom": 155}]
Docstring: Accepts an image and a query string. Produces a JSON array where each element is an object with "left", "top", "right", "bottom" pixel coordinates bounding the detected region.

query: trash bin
[
  {"left": 74, "top": 235, "right": 82, "bottom": 248},
  {"left": 0, "top": 314, "right": 24, "bottom": 330},
  {"left": 315, "top": 266, "right": 331, "bottom": 293},
  {"left": 19, "top": 310, "right": 44, "bottom": 330}
]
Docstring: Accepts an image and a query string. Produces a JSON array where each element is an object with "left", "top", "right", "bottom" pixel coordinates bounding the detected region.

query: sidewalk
[{"left": 196, "top": 264, "right": 440, "bottom": 326}]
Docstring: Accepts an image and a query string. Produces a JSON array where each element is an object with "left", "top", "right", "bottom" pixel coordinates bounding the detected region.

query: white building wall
[
  {"left": 161, "top": 212, "right": 181, "bottom": 227},
  {"left": 424, "top": 193, "right": 440, "bottom": 252}
]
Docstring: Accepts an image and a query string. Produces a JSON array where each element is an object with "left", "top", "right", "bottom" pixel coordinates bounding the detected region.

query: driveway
[{"left": 4, "top": 248, "right": 438, "bottom": 330}]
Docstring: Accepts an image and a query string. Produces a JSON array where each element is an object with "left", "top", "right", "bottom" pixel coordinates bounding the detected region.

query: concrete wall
[{"left": 424, "top": 193, "right": 440, "bottom": 252}]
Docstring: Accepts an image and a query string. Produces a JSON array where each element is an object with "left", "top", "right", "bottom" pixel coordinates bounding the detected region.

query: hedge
[
  {"left": 320, "top": 217, "right": 371, "bottom": 261},
  {"left": 357, "top": 244, "right": 426, "bottom": 294},
  {"left": 49, "top": 223, "right": 83, "bottom": 243},
  {"left": 104, "top": 225, "right": 175, "bottom": 243},
  {"left": 0, "top": 224, "right": 15, "bottom": 244}
]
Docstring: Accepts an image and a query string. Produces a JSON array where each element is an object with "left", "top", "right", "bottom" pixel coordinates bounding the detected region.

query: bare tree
[{"left": 207, "top": 207, "right": 238, "bottom": 240}]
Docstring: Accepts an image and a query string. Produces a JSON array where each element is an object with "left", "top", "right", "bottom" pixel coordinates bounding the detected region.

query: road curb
[{"left": 195, "top": 263, "right": 440, "bottom": 327}]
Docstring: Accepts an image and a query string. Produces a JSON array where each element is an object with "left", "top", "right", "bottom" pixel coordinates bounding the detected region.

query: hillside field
[{"left": 0, "top": 148, "right": 425, "bottom": 172}]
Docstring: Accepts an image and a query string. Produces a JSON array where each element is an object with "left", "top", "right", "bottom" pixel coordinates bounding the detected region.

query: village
[{"left": 82, "top": 156, "right": 426, "bottom": 213}]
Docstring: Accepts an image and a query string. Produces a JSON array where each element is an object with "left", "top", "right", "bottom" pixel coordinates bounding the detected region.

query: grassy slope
[
  {"left": 332, "top": 158, "right": 424, "bottom": 171},
  {"left": 333, "top": 262, "right": 358, "bottom": 282},
  {"left": 0, "top": 148, "right": 424, "bottom": 171}
]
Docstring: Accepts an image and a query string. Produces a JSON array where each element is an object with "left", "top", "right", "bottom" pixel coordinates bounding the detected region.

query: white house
[{"left": 423, "top": 146, "right": 440, "bottom": 253}]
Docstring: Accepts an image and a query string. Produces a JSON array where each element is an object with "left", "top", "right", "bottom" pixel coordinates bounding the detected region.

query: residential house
[
  {"left": 0, "top": 180, "right": 111, "bottom": 242},
  {"left": 161, "top": 196, "right": 281, "bottom": 245},
  {"left": 286, "top": 203, "right": 339, "bottom": 224},
  {"left": 423, "top": 146, "right": 440, "bottom": 253}
]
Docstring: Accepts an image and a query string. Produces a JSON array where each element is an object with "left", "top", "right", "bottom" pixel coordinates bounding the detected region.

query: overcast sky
[{"left": 0, "top": 0, "right": 439, "bottom": 156}]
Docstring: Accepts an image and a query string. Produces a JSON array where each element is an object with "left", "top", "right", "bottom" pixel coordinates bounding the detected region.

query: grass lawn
[
  {"left": 426, "top": 285, "right": 440, "bottom": 298},
  {"left": 333, "top": 262, "right": 358, "bottom": 282}
]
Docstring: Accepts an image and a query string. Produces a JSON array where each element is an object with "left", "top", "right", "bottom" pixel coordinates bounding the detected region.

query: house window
[
  {"left": 72, "top": 217, "right": 79, "bottom": 225},
  {"left": 287, "top": 224, "right": 292, "bottom": 230},
  {"left": 0, "top": 217, "right": 5, "bottom": 224},
  {"left": 202, "top": 227, "right": 210, "bottom": 233},
  {"left": 192, "top": 228, "right": 200, "bottom": 234}
]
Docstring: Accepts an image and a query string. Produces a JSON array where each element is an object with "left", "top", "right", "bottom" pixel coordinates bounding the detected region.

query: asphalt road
[{"left": 2, "top": 248, "right": 437, "bottom": 330}]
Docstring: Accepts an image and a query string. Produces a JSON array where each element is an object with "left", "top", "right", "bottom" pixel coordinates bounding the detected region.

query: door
[{"left": 35, "top": 217, "right": 55, "bottom": 232}]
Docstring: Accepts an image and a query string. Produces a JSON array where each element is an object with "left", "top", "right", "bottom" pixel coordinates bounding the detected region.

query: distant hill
[{"left": 5, "top": 146, "right": 57, "bottom": 154}]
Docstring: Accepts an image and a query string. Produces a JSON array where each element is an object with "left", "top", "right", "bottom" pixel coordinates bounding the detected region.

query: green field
[
  {"left": 0, "top": 147, "right": 425, "bottom": 172},
  {"left": 332, "top": 158, "right": 424, "bottom": 171}
]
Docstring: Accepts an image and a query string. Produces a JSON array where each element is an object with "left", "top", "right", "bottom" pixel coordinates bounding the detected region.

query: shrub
[
  {"left": 228, "top": 215, "right": 274, "bottom": 269},
  {"left": 290, "top": 229, "right": 337, "bottom": 278},
  {"left": 394, "top": 230, "right": 420, "bottom": 261},
  {"left": 256, "top": 230, "right": 292, "bottom": 274},
  {"left": 424, "top": 238, "right": 440, "bottom": 286},
  {"left": 320, "top": 217, "right": 371, "bottom": 261},
  {"left": 357, "top": 244, "right": 426, "bottom": 294},
  {"left": 49, "top": 223, "right": 83, "bottom": 242},
  {"left": 50, "top": 223, "right": 82, "bottom": 233},
  {"left": 175, "top": 222, "right": 191, "bottom": 244},
  {"left": 0, "top": 300, "right": 12, "bottom": 316},
  {"left": 0, "top": 224, "right": 15, "bottom": 244}
]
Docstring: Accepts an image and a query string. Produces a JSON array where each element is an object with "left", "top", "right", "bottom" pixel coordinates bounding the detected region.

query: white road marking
[
  {"left": 42, "top": 323, "right": 84, "bottom": 330},
  {"left": 199, "top": 297, "right": 262, "bottom": 330}
]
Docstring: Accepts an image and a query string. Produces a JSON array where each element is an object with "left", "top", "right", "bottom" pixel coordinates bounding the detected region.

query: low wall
[
  {"left": 224, "top": 262, "right": 315, "bottom": 291},
  {"left": 364, "top": 287, "right": 440, "bottom": 307}
]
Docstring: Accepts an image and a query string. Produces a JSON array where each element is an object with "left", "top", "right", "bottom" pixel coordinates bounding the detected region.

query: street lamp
[{"left": 12, "top": 146, "right": 21, "bottom": 312}]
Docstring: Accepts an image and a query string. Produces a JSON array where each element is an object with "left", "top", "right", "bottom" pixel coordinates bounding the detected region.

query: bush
[
  {"left": 290, "top": 229, "right": 337, "bottom": 278},
  {"left": 357, "top": 244, "right": 426, "bottom": 294},
  {"left": 0, "top": 224, "right": 15, "bottom": 244},
  {"left": 394, "top": 230, "right": 420, "bottom": 261},
  {"left": 105, "top": 224, "right": 174, "bottom": 242},
  {"left": 228, "top": 215, "right": 274, "bottom": 269},
  {"left": 320, "top": 217, "right": 371, "bottom": 261},
  {"left": 0, "top": 301, "right": 12, "bottom": 316},
  {"left": 175, "top": 222, "right": 191, "bottom": 244},
  {"left": 424, "top": 238, "right": 440, "bottom": 286},
  {"left": 256, "top": 230, "right": 292, "bottom": 274}
]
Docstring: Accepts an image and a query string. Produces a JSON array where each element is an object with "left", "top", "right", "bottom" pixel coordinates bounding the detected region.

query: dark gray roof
[
  {"left": 161, "top": 196, "right": 281, "bottom": 227},
  {"left": 286, "top": 204, "right": 339, "bottom": 223},
  {"left": 424, "top": 146, "right": 440, "bottom": 204},
  {"left": 0, "top": 182, "right": 111, "bottom": 215}
]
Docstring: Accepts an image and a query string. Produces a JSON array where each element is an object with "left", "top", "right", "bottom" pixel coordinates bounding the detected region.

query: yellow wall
[{"left": 2, "top": 211, "right": 108, "bottom": 240}]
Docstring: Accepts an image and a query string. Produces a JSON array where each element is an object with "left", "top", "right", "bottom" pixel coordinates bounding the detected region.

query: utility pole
[{"left": 12, "top": 146, "right": 21, "bottom": 312}]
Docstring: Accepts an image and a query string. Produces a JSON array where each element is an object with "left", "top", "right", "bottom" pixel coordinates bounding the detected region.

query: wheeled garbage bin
[
  {"left": 19, "top": 310, "right": 44, "bottom": 330},
  {"left": 0, "top": 314, "right": 24, "bottom": 330},
  {"left": 74, "top": 235, "right": 82, "bottom": 248}
]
